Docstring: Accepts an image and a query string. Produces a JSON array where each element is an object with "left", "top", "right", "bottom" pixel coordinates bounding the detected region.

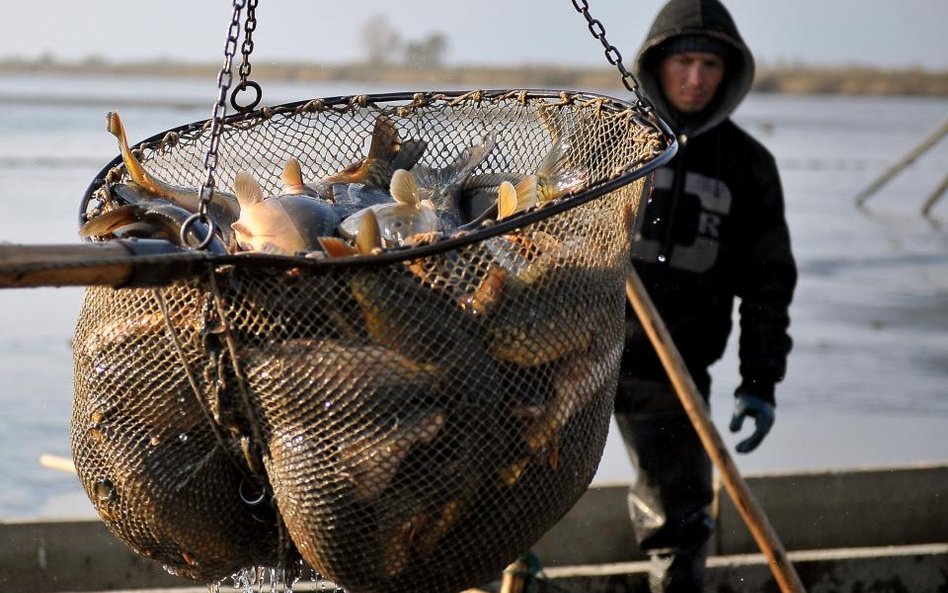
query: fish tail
[
  {"left": 536, "top": 136, "right": 588, "bottom": 202},
  {"left": 367, "top": 114, "right": 401, "bottom": 163},
  {"left": 106, "top": 111, "right": 160, "bottom": 194},
  {"left": 233, "top": 172, "right": 264, "bottom": 210},
  {"left": 392, "top": 138, "right": 427, "bottom": 171},
  {"left": 79, "top": 204, "right": 140, "bottom": 238},
  {"left": 430, "top": 131, "right": 498, "bottom": 189}
]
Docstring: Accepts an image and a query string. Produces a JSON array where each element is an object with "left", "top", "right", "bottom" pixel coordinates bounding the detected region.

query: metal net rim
[{"left": 79, "top": 88, "right": 677, "bottom": 270}]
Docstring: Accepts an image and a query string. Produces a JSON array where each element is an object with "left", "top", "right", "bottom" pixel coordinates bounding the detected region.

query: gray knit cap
[{"left": 659, "top": 34, "right": 730, "bottom": 59}]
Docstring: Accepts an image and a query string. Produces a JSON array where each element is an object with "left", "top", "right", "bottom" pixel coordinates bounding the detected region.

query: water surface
[{"left": 0, "top": 74, "right": 945, "bottom": 518}]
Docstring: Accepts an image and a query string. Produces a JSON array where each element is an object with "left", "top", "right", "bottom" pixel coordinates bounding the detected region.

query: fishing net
[{"left": 71, "top": 90, "right": 673, "bottom": 592}]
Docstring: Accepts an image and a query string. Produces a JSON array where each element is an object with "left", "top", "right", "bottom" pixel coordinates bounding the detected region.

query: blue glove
[{"left": 729, "top": 392, "right": 775, "bottom": 454}]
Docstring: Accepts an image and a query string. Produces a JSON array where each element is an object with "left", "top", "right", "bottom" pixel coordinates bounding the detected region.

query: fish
[
  {"left": 459, "top": 135, "right": 587, "bottom": 226},
  {"left": 230, "top": 171, "right": 339, "bottom": 256},
  {"left": 459, "top": 173, "right": 519, "bottom": 223},
  {"left": 79, "top": 200, "right": 228, "bottom": 253},
  {"left": 317, "top": 206, "right": 384, "bottom": 257},
  {"left": 280, "top": 156, "right": 377, "bottom": 218},
  {"left": 338, "top": 169, "right": 440, "bottom": 248},
  {"left": 328, "top": 182, "right": 394, "bottom": 221},
  {"left": 105, "top": 111, "right": 241, "bottom": 235},
  {"left": 409, "top": 132, "right": 497, "bottom": 232},
  {"left": 479, "top": 229, "right": 572, "bottom": 286},
  {"left": 322, "top": 113, "right": 427, "bottom": 190},
  {"left": 337, "top": 411, "right": 446, "bottom": 502},
  {"left": 513, "top": 339, "right": 621, "bottom": 482}
]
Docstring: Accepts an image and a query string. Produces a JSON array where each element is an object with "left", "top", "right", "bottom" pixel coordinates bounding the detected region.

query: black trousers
[{"left": 614, "top": 378, "right": 714, "bottom": 593}]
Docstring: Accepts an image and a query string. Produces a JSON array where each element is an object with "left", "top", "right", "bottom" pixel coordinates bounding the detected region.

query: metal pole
[
  {"left": 854, "top": 117, "right": 948, "bottom": 207},
  {"left": 624, "top": 269, "right": 807, "bottom": 593}
]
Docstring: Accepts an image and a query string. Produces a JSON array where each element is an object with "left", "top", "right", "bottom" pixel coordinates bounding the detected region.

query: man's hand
[{"left": 729, "top": 392, "right": 775, "bottom": 454}]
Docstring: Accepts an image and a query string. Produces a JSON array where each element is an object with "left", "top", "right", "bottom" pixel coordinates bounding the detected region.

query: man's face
[{"left": 658, "top": 51, "right": 726, "bottom": 114}]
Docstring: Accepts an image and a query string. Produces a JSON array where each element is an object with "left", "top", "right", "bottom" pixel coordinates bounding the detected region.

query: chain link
[
  {"left": 231, "top": 0, "right": 262, "bottom": 113},
  {"left": 238, "top": 0, "right": 258, "bottom": 81},
  {"left": 570, "top": 0, "right": 650, "bottom": 108},
  {"left": 183, "top": 0, "right": 246, "bottom": 249}
]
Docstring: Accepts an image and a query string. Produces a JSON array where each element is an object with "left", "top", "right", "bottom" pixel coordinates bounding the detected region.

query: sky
[{"left": 0, "top": 1, "right": 946, "bottom": 71}]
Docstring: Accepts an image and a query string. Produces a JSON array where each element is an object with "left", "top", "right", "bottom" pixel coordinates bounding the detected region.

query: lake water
[{"left": 0, "top": 73, "right": 946, "bottom": 519}]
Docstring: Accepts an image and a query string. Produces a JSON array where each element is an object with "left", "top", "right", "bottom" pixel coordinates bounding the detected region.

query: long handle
[
  {"left": 0, "top": 240, "right": 209, "bottom": 288},
  {"left": 624, "top": 269, "right": 807, "bottom": 593}
]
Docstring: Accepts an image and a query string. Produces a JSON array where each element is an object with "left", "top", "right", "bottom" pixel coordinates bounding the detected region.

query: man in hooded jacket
[{"left": 615, "top": 0, "right": 797, "bottom": 591}]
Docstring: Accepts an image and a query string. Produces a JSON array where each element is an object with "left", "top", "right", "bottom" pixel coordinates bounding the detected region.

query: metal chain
[
  {"left": 570, "top": 0, "right": 650, "bottom": 109},
  {"left": 232, "top": 0, "right": 262, "bottom": 112},
  {"left": 238, "top": 0, "right": 257, "bottom": 82},
  {"left": 181, "top": 0, "right": 246, "bottom": 249}
]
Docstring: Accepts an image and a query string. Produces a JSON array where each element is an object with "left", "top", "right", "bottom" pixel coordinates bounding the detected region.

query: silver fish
[
  {"left": 338, "top": 169, "right": 440, "bottom": 248},
  {"left": 105, "top": 111, "right": 241, "bottom": 232},
  {"left": 410, "top": 132, "right": 497, "bottom": 232},
  {"left": 231, "top": 171, "right": 339, "bottom": 256},
  {"left": 79, "top": 199, "right": 228, "bottom": 253}
]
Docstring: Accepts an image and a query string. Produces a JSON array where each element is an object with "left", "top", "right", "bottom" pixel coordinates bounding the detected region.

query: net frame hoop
[{"left": 80, "top": 88, "right": 677, "bottom": 272}]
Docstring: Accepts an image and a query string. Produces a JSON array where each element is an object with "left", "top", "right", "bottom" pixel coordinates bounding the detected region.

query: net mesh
[{"left": 72, "top": 90, "right": 669, "bottom": 592}]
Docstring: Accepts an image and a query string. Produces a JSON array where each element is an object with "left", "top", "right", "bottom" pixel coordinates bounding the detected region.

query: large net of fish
[{"left": 72, "top": 90, "right": 671, "bottom": 593}]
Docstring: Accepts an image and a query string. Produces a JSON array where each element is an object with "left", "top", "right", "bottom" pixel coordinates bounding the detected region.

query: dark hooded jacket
[{"left": 621, "top": 0, "right": 797, "bottom": 404}]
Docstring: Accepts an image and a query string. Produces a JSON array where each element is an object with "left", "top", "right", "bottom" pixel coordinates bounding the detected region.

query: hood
[{"left": 634, "top": 0, "right": 755, "bottom": 138}]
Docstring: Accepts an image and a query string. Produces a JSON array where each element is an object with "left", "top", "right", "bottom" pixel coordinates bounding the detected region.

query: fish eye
[{"left": 393, "top": 221, "right": 403, "bottom": 228}]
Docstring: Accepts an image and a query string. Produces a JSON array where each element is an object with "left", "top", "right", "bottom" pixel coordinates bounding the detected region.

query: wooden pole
[
  {"left": 854, "top": 117, "right": 948, "bottom": 207},
  {"left": 624, "top": 270, "right": 807, "bottom": 593},
  {"left": 499, "top": 557, "right": 530, "bottom": 593},
  {"left": 920, "top": 171, "right": 948, "bottom": 217},
  {"left": 0, "top": 241, "right": 208, "bottom": 288},
  {"left": 39, "top": 453, "right": 77, "bottom": 475}
]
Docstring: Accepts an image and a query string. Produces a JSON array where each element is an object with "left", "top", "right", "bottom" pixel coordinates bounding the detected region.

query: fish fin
[
  {"left": 367, "top": 114, "right": 401, "bottom": 163},
  {"left": 410, "top": 162, "right": 439, "bottom": 189},
  {"left": 392, "top": 138, "right": 427, "bottom": 171},
  {"left": 106, "top": 111, "right": 159, "bottom": 194},
  {"left": 230, "top": 220, "right": 252, "bottom": 237},
  {"left": 233, "top": 172, "right": 264, "bottom": 209},
  {"left": 462, "top": 172, "right": 526, "bottom": 192},
  {"left": 281, "top": 157, "right": 305, "bottom": 190},
  {"left": 443, "top": 131, "right": 497, "bottom": 185},
  {"left": 389, "top": 169, "right": 420, "bottom": 206},
  {"left": 536, "top": 136, "right": 569, "bottom": 180},
  {"left": 318, "top": 237, "right": 358, "bottom": 257},
  {"left": 79, "top": 204, "right": 141, "bottom": 238},
  {"left": 496, "top": 181, "right": 518, "bottom": 220},
  {"left": 514, "top": 175, "right": 539, "bottom": 212},
  {"left": 536, "top": 136, "right": 588, "bottom": 202},
  {"left": 356, "top": 209, "right": 382, "bottom": 255}
]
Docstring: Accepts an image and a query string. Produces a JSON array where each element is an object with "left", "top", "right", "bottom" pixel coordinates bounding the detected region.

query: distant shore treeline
[{"left": 1, "top": 58, "right": 946, "bottom": 97}]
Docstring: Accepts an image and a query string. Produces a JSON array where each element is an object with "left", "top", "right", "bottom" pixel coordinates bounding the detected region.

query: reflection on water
[{"left": 0, "top": 74, "right": 946, "bottom": 518}]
